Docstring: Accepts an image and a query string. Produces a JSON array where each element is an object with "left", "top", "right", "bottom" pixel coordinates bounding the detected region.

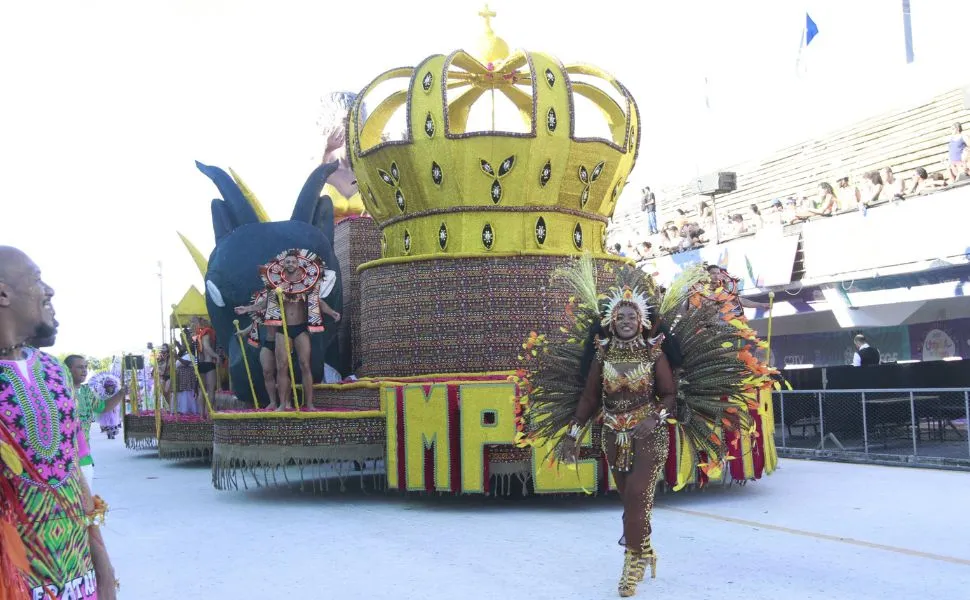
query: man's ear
[{"left": 0, "top": 283, "right": 11, "bottom": 308}]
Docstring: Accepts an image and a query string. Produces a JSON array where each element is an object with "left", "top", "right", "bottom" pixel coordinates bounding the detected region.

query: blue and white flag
[{"left": 796, "top": 12, "right": 819, "bottom": 76}]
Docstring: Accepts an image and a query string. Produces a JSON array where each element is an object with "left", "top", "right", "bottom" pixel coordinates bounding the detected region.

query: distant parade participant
[
  {"left": 64, "top": 355, "right": 126, "bottom": 483},
  {"left": 174, "top": 343, "right": 200, "bottom": 414},
  {"left": 0, "top": 246, "right": 117, "bottom": 599}
]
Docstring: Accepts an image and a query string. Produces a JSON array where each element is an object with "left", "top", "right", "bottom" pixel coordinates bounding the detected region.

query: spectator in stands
[
  {"left": 948, "top": 122, "right": 969, "bottom": 182},
  {"left": 748, "top": 204, "right": 764, "bottom": 231},
  {"left": 852, "top": 334, "right": 880, "bottom": 366},
  {"left": 626, "top": 241, "right": 643, "bottom": 260},
  {"left": 782, "top": 197, "right": 797, "bottom": 224},
  {"left": 762, "top": 199, "right": 784, "bottom": 229},
  {"left": 639, "top": 241, "right": 656, "bottom": 259},
  {"left": 906, "top": 167, "right": 946, "bottom": 195},
  {"left": 726, "top": 213, "right": 747, "bottom": 237},
  {"left": 697, "top": 201, "right": 715, "bottom": 230},
  {"left": 836, "top": 176, "right": 859, "bottom": 211},
  {"left": 641, "top": 186, "right": 658, "bottom": 235},
  {"left": 673, "top": 208, "right": 689, "bottom": 230},
  {"left": 861, "top": 171, "right": 883, "bottom": 209},
  {"left": 659, "top": 227, "right": 678, "bottom": 253},
  {"left": 879, "top": 167, "right": 904, "bottom": 202},
  {"left": 791, "top": 182, "right": 837, "bottom": 222}
]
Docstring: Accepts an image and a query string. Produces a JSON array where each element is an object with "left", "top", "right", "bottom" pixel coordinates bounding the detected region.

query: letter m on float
[{"left": 403, "top": 385, "right": 452, "bottom": 491}]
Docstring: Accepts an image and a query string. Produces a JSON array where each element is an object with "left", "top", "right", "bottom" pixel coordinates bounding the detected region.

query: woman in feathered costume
[
  {"left": 95, "top": 363, "right": 125, "bottom": 440},
  {"left": 519, "top": 255, "right": 777, "bottom": 598}
]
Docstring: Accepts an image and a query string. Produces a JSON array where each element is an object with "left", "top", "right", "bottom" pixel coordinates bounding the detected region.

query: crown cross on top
[{"left": 478, "top": 4, "right": 497, "bottom": 32}]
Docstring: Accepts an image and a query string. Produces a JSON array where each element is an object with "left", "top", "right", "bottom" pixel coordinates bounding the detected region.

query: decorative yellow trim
[
  {"left": 309, "top": 381, "right": 385, "bottom": 390},
  {"left": 229, "top": 168, "right": 271, "bottom": 223},
  {"left": 177, "top": 232, "right": 209, "bottom": 277},
  {"left": 211, "top": 410, "right": 384, "bottom": 420},
  {"left": 357, "top": 251, "right": 632, "bottom": 272},
  {"left": 307, "top": 371, "right": 518, "bottom": 387}
]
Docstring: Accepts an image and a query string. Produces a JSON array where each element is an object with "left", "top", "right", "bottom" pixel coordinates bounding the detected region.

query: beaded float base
[
  {"left": 206, "top": 377, "right": 774, "bottom": 495},
  {"left": 158, "top": 416, "right": 214, "bottom": 461},
  {"left": 124, "top": 413, "right": 157, "bottom": 450}
]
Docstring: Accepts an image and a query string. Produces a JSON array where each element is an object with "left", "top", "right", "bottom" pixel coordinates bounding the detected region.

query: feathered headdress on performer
[
  {"left": 601, "top": 285, "right": 652, "bottom": 331},
  {"left": 88, "top": 372, "right": 122, "bottom": 401},
  {"left": 517, "top": 253, "right": 779, "bottom": 490}
]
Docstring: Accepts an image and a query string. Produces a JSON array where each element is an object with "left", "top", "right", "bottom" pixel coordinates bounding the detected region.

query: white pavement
[{"left": 89, "top": 432, "right": 970, "bottom": 600}]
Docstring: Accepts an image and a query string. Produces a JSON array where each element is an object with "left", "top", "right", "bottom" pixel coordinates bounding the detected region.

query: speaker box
[
  {"left": 694, "top": 171, "right": 737, "bottom": 196},
  {"left": 123, "top": 355, "right": 145, "bottom": 370}
]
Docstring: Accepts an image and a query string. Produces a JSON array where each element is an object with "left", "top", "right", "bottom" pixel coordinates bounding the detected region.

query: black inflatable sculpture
[{"left": 196, "top": 160, "right": 343, "bottom": 406}]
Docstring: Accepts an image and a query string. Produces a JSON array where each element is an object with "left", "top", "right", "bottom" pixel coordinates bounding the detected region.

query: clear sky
[{"left": 1, "top": 0, "right": 966, "bottom": 357}]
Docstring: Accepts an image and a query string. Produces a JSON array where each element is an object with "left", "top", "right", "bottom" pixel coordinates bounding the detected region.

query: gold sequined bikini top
[{"left": 596, "top": 336, "right": 664, "bottom": 413}]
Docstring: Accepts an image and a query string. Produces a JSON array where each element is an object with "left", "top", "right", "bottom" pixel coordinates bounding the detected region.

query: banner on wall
[
  {"left": 643, "top": 233, "right": 799, "bottom": 293},
  {"left": 801, "top": 189, "right": 970, "bottom": 281},
  {"left": 909, "top": 318, "right": 970, "bottom": 361}
]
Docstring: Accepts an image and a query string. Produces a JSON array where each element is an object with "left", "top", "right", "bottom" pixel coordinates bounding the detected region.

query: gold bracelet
[{"left": 86, "top": 495, "right": 108, "bottom": 527}]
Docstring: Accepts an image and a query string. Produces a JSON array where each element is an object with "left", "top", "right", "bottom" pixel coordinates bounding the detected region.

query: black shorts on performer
[{"left": 197, "top": 361, "right": 216, "bottom": 374}]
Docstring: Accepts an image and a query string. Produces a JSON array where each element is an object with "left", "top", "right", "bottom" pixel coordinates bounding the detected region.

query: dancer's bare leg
[
  {"left": 294, "top": 332, "right": 315, "bottom": 410},
  {"left": 259, "top": 347, "right": 278, "bottom": 410},
  {"left": 274, "top": 333, "right": 292, "bottom": 410},
  {"left": 202, "top": 370, "right": 216, "bottom": 418}
]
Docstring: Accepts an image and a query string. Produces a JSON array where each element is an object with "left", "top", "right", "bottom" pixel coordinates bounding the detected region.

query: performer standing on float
[
  {"left": 0, "top": 246, "right": 117, "bottom": 599},
  {"left": 64, "top": 355, "right": 125, "bottom": 484},
  {"left": 318, "top": 91, "right": 366, "bottom": 218},
  {"left": 154, "top": 343, "right": 172, "bottom": 405},
  {"left": 236, "top": 249, "right": 340, "bottom": 410},
  {"left": 521, "top": 256, "right": 776, "bottom": 597},
  {"left": 190, "top": 317, "right": 218, "bottom": 418},
  {"left": 235, "top": 289, "right": 280, "bottom": 410}
]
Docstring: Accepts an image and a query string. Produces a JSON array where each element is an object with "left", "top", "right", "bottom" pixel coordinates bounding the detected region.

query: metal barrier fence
[{"left": 773, "top": 388, "right": 970, "bottom": 468}]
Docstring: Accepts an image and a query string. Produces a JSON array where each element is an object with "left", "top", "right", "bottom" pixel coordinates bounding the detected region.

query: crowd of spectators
[{"left": 609, "top": 121, "right": 970, "bottom": 261}]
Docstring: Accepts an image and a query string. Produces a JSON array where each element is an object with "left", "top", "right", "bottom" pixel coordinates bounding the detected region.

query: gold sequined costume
[{"left": 519, "top": 255, "right": 780, "bottom": 597}]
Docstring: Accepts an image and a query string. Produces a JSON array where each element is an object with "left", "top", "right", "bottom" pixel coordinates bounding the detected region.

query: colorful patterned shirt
[
  {"left": 74, "top": 385, "right": 105, "bottom": 468},
  {"left": 0, "top": 349, "right": 98, "bottom": 599}
]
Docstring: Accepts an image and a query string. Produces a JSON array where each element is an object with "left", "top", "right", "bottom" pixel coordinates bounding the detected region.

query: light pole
[{"left": 157, "top": 261, "right": 165, "bottom": 344}]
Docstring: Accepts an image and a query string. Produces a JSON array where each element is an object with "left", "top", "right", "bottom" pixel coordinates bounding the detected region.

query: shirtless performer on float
[
  {"left": 235, "top": 291, "right": 280, "bottom": 410},
  {"left": 236, "top": 249, "right": 340, "bottom": 410}
]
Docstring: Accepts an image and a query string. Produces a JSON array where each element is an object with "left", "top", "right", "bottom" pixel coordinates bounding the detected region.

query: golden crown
[{"left": 347, "top": 8, "right": 640, "bottom": 260}]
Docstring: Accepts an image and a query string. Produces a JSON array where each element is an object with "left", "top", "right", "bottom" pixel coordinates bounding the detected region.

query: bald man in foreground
[{"left": 0, "top": 246, "right": 117, "bottom": 599}]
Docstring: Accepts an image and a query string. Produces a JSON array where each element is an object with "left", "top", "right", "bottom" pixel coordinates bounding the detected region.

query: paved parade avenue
[{"left": 92, "top": 433, "right": 969, "bottom": 599}]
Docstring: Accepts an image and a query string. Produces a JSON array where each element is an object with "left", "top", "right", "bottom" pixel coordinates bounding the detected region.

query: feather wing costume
[{"left": 517, "top": 254, "right": 779, "bottom": 490}]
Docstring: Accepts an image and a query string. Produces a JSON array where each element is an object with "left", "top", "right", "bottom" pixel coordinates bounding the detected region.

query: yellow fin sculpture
[
  {"left": 228, "top": 168, "right": 271, "bottom": 223},
  {"left": 177, "top": 232, "right": 209, "bottom": 277}
]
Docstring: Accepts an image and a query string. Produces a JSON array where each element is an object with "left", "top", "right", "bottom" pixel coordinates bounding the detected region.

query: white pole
[{"left": 157, "top": 261, "right": 165, "bottom": 344}]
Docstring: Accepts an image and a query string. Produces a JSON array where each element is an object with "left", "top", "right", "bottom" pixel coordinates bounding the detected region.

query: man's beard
[{"left": 33, "top": 321, "right": 57, "bottom": 342}]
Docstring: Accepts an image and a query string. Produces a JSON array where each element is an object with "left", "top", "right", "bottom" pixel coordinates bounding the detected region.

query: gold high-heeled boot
[
  {"left": 637, "top": 540, "right": 658, "bottom": 581},
  {"left": 618, "top": 548, "right": 639, "bottom": 597}
]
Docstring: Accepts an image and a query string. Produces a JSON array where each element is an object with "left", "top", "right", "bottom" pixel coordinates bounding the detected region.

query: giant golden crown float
[
  {"left": 347, "top": 12, "right": 640, "bottom": 377},
  {"left": 186, "top": 8, "right": 775, "bottom": 496}
]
